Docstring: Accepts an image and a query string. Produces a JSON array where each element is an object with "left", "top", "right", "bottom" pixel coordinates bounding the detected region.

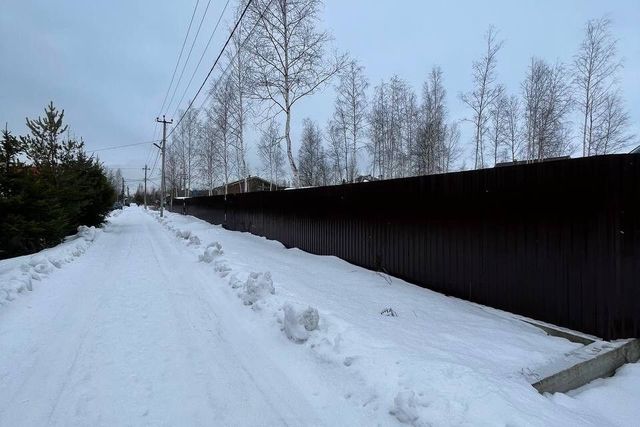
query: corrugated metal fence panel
[{"left": 169, "top": 154, "right": 640, "bottom": 340}]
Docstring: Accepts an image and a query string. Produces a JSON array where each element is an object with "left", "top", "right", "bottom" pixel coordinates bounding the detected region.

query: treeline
[
  {"left": 164, "top": 1, "right": 635, "bottom": 194},
  {"left": 0, "top": 103, "right": 115, "bottom": 259}
]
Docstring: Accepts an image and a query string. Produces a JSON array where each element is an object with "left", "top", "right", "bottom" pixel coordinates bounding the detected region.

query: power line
[
  {"left": 167, "top": 0, "right": 274, "bottom": 151},
  {"left": 149, "top": 148, "right": 161, "bottom": 178},
  {"left": 165, "top": 0, "right": 215, "bottom": 116},
  {"left": 170, "top": 0, "right": 232, "bottom": 120},
  {"left": 149, "top": 1, "right": 201, "bottom": 168},
  {"left": 167, "top": 0, "right": 263, "bottom": 140},
  {"left": 104, "top": 166, "right": 151, "bottom": 170},
  {"left": 144, "top": 136, "right": 156, "bottom": 169},
  {"left": 88, "top": 140, "right": 158, "bottom": 153},
  {"left": 157, "top": 0, "right": 202, "bottom": 117}
]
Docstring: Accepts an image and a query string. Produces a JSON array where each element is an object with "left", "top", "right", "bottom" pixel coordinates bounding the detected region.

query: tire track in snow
[{"left": 143, "top": 213, "right": 320, "bottom": 426}]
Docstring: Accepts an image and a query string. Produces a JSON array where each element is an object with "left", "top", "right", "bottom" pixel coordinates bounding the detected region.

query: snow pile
[
  {"left": 175, "top": 229, "right": 191, "bottom": 240},
  {"left": 76, "top": 225, "right": 98, "bottom": 242},
  {"left": 0, "top": 225, "right": 102, "bottom": 306},
  {"left": 390, "top": 391, "right": 421, "bottom": 426},
  {"left": 239, "top": 272, "right": 275, "bottom": 306},
  {"left": 199, "top": 242, "right": 223, "bottom": 263},
  {"left": 282, "top": 303, "right": 320, "bottom": 343},
  {"left": 214, "top": 260, "right": 232, "bottom": 277},
  {"left": 228, "top": 274, "right": 243, "bottom": 289},
  {"left": 150, "top": 210, "right": 326, "bottom": 347}
]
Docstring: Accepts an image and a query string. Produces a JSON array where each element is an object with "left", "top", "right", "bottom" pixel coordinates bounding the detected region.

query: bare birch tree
[
  {"left": 165, "top": 143, "right": 180, "bottom": 199},
  {"left": 326, "top": 118, "right": 345, "bottom": 183},
  {"left": 257, "top": 120, "right": 286, "bottom": 189},
  {"left": 332, "top": 59, "right": 368, "bottom": 182},
  {"left": 297, "top": 118, "right": 328, "bottom": 186},
  {"left": 573, "top": 17, "right": 627, "bottom": 156},
  {"left": 367, "top": 81, "right": 387, "bottom": 179},
  {"left": 171, "top": 108, "right": 200, "bottom": 197},
  {"left": 522, "top": 58, "right": 573, "bottom": 161},
  {"left": 197, "top": 113, "right": 221, "bottom": 195},
  {"left": 248, "top": 0, "right": 345, "bottom": 187},
  {"left": 387, "top": 76, "right": 410, "bottom": 178},
  {"left": 461, "top": 26, "right": 504, "bottom": 169},
  {"left": 415, "top": 66, "right": 448, "bottom": 174},
  {"left": 227, "top": 0, "right": 253, "bottom": 184},
  {"left": 209, "top": 77, "right": 235, "bottom": 196},
  {"left": 504, "top": 95, "right": 523, "bottom": 161},
  {"left": 593, "top": 91, "right": 634, "bottom": 154},
  {"left": 367, "top": 77, "right": 417, "bottom": 179},
  {"left": 487, "top": 87, "right": 507, "bottom": 166},
  {"left": 442, "top": 121, "right": 462, "bottom": 173}
]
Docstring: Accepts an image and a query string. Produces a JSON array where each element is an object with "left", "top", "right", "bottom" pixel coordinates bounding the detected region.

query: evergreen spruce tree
[
  {"left": 1, "top": 103, "right": 115, "bottom": 259},
  {"left": 1, "top": 126, "right": 66, "bottom": 257},
  {"left": 20, "top": 102, "right": 75, "bottom": 171}
]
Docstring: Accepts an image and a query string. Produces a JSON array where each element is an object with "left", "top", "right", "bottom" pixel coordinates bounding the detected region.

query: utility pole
[
  {"left": 155, "top": 115, "right": 173, "bottom": 217},
  {"left": 142, "top": 164, "right": 149, "bottom": 210},
  {"left": 121, "top": 177, "right": 125, "bottom": 204}
]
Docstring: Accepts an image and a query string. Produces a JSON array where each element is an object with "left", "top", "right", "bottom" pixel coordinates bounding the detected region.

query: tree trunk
[{"left": 285, "top": 107, "right": 299, "bottom": 187}]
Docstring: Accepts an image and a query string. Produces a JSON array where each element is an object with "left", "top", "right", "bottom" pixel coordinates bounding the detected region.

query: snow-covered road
[
  {"left": 0, "top": 208, "right": 362, "bottom": 426},
  {"left": 1, "top": 207, "right": 638, "bottom": 426}
]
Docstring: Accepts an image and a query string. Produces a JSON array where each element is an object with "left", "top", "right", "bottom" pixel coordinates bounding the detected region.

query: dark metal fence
[{"left": 171, "top": 154, "right": 640, "bottom": 340}]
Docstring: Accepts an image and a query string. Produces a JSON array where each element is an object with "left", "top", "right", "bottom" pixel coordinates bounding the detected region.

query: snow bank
[
  {"left": 149, "top": 209, "right": 625, "bottom": 426},
  {"left": 550, "top": 362, "right": 640, "bottom": 426},
  {"left": 0, "top": 225, "right": 102, "bottom": 307},
  {"left": 150, "top": 210, "right": 325, "bottom": 347}
]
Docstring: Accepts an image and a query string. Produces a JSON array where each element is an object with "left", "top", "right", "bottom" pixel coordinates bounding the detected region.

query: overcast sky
[{"left": 1, "top": 0, "right": 638, "bottom": 186}]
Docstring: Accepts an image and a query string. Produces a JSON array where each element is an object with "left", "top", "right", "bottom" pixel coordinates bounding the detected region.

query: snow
[
  {"left": 198, "top": 241, "right": 224, "bottom": 263},
  {"left": 283, "top": 303, "right": 320, "bottom": 343},
  {"left": 550, "top": 363, "right": 640, "bottom": 426},
  {"left": 0, "top": 206, "right": 637, "bottom": 426},
  {"left": 238, "top": 271, "right": 275, "bottom": 306}
]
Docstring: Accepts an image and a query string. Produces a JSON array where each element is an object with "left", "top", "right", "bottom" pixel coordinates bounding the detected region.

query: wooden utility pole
[
  {"left": 142, "top": 164, "right": 149, "bottom": 210},
  {"left": 155, "top": 116, "right": 173, "bottom": 217}
]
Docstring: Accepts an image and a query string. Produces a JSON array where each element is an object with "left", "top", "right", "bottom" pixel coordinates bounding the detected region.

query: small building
[
  {"left": 212, "top": 176, "right": 284, "bottom": 195},
  {"left": 494, "top": 156, "right": 571, "bottom": 167},
  {"left": 354, "top": 175, "right": 379, "bottom": 183}
]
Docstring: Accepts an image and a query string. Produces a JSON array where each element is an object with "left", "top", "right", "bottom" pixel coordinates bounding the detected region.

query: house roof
[
  {"left": 223, "top": 176, "right": 275, "bottom": 187},
  {"left": 210, "top": 176, "right": 284, "bottom": 193}
]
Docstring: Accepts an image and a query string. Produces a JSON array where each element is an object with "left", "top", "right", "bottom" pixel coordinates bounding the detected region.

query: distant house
[
  {"left": 212, "top": 176, "right": 285, "bottom": 196},
  {"left": 354, "top": 175, "right": 379, "bottom": 183},
  {"left": 494, "top": 156, "right": 571, "bottom": 167}
]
